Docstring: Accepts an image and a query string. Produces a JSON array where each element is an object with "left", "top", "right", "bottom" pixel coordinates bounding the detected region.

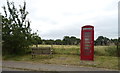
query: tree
[
  {"left": 31, "top": 32, "right": 42, "bottom": 47},
  {"left": 103, "top": 37, "right": 110, "bottom": 45},
  {"left": 63, "top": 36, "right": 70, "bottom": 45},
  {"left": 44, "top": 39, "right": 54, "bottom": 45},
  {"left": 95, "top": 36, "right": 110, "bottom": 46},
  {"left": 70, "top": 36, "right": 77, "bottom": 45},
  {"left": 62, "top": 36, "right": 80, "bottom": 45},
  {"left": 55, "top": 39, "right": 62, "bottom": 45},
  {"left": 76, "top": 38, "right": 80, "bottom": 45},
  {"left": 111, "top": 39, "right": 118, "bottom": 45},
  {"left": 95, "top": 36, "right": 104, "bottom": 45},
  {"left": 2, "top": 1, "right": 32, "bottom": 55}
]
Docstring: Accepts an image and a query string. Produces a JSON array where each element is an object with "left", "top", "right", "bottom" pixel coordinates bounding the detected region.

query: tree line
[
  {"left": 41, "top": 36, "right": 80, "bottom": 45},
  {"left": 32, "top": 35, "right": 118, "bottom": 46}
]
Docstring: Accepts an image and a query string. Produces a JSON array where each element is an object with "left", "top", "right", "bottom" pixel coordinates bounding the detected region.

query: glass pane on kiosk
[
  {"left": 84, "top": 47, "right": 90, "bottom": 49},
  {"left": 85, "top": 38, "right": 90, "bottom": 40},
  {"left": 85, "top": 44, "right": 91, "bottom": 46},
  {"left": 84, "top": 32, "right": 91, "bottom": 37},
  {"left": 84, "top": 38, "right": 91, "bottom": 43}
]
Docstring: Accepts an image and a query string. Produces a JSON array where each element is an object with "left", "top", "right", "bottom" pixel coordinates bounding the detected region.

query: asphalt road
[
  {"left": 2, "top": 67, "right": 24, "bottom": 71},
  {"left": 2, "top": 61, "right": 118, "bottom": 71}
]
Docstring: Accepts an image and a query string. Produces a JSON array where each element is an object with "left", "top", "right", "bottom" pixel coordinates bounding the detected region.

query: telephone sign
[{"left": 80, "top": 25, "right": 94, "bottom": 61}]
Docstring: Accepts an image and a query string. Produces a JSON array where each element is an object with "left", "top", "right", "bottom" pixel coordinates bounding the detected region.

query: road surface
[{"left": 2, "top": 61, "right": 118, "bottom": 71}]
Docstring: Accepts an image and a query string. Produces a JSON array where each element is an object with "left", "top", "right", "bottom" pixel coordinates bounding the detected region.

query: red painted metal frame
[{"left": 80, "top": 25, "right": 94, "bottom": 61}]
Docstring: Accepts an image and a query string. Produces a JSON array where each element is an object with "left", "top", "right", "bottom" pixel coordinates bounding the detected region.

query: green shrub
[
  {"left": 94, "top": 50, "right": 105, "bottom": 56},
  {"left": 94, "top": 46, "right": 107, "bottom": 56},
  {"left": 105, "top": 46, "right": 117, "bottom": 56}
]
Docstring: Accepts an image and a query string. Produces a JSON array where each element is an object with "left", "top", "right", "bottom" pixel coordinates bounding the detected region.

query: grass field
[
  {"left": 31, "top": 45, "right": 117, "bottom": 56},
  {"left": 3, "top": 45, "right": 119, "bottom": 70}
]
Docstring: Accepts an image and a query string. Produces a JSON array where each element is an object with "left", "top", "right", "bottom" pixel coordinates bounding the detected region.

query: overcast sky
[{"left": 0, "top": 0, "right": 119, "bottom": 40}]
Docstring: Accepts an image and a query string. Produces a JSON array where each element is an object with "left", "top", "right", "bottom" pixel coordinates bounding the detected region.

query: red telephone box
[{"left": 80, "top": 25, "right": 94, "bottom": 61}]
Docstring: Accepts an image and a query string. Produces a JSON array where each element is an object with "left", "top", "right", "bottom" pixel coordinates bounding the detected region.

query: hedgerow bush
[{"left": 105, "top": 46, "right": 117, "bottom": 56}]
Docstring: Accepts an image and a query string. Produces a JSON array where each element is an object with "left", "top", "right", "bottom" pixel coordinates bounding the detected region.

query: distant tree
[
  {"left": 45, "top": 39, "right": 54, "bottom": 45},
  {"left": 63, "top": 36, "right": 80, "bottom": 45},
  {"left": 103, "top": 37, "right": 110, "bottom": 45},
  {"left": 55, "top": 39, "right": 62, "bottom": 45},
  {"left": 76, "top": 38, "right": 80, "bottom": 45},
  {"left": 63, "top": 36, "right": 70, "bottom": 45},
  {"left": 2, "top": 1, "right": 32, "bottom": 55},
  {"left": 111, "top": 39, "right": 118, "bottom": 45},
  {"left": 31, "top": 32, "right": 42, "bottom": 47},
  {"left": 95, "top": 36, "right": 110, "bottom": 46},
  {"left": 95, "top": 36, "right": 104, "bottom": 45},
  {"left": 40, "top": 36, "right": 80, "bottom": 45},
  {"left": 41, "top": 39, "right": 46, "bottom": 45},
  {"left": 70, "top": 36, "right": 77, "bottom": 45}
]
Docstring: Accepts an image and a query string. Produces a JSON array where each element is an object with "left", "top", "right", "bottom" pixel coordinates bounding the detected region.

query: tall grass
[
  {"left": 94, "top": 46, "right": 108, "bottom": 56},
  {"left": 105, "top": 46, "right": 117, "bottom": 56},
  {"left": 31, "top": 45, "right": 117, "bottom": 56},
  {"left": 52, "top": 48, "right": 80, "bottom": 55}
]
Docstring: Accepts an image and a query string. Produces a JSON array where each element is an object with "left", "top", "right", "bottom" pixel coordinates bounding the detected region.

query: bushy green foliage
[
  {"left": 63, "top": 36, "right": 80, "bottom": 45},
  {"left": 95, "top": 36, "right": 110, "bottom": 46},
  {"left": 94, "top": 46, "right": 107, "bottom": 56},
  {"left": 94, "top": 46, "right": 117, "bottom": 56},
  {"left": 105, "top": 46, "right": 117, "bottom": 56},
  {"left": 2, "top": 1, "right": 33, "bottom": 55},
  {"left": 94, "top": 50, "right": 105, "bottom": 56}
]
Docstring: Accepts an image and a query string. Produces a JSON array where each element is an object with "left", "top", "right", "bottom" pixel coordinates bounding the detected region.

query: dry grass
[
  {"left": 32, "top": 45, "right": 114, "bottom": 56},
  {"left": 32, "top": 45, "right": 80, "bottom": 49}
]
